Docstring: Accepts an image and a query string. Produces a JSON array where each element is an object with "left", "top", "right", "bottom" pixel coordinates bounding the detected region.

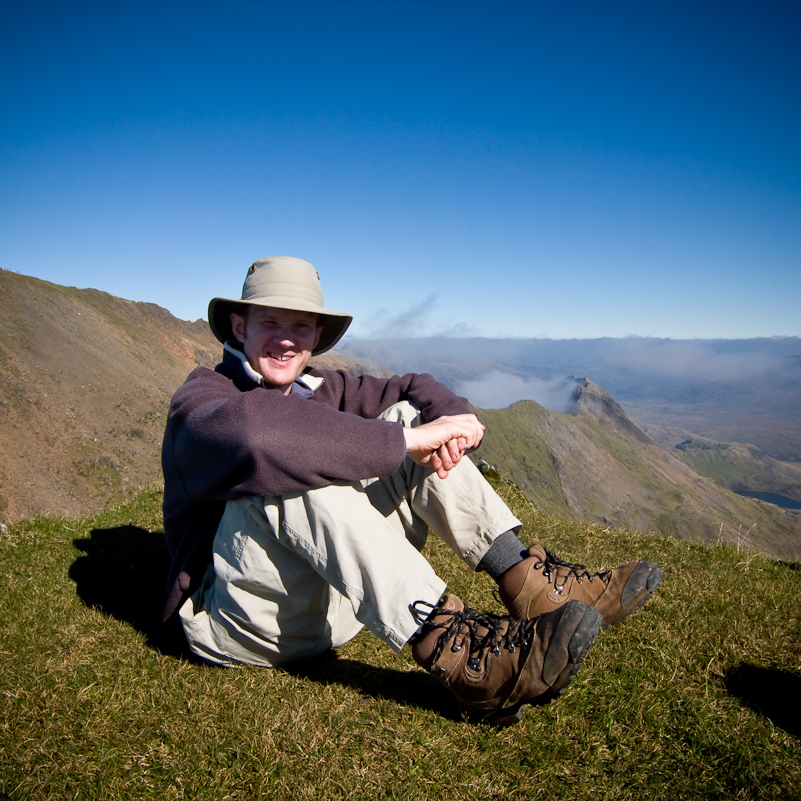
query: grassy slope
[
  {"left": 473, "top": 397, "right": 801, "bottom": 561},
  {"left": 2, "top": 482, "right": 800, "bottom": 801},
  {"left": 674, "top": 439, "right": 801, "bottom": 504}
]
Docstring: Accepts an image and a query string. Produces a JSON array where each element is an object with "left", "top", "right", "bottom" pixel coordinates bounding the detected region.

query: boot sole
[
  {"left": 469, "top": 600, "right": 603, "bottom": 727},
  {"left": 539, "top": 600, "right": 602, "bottom": 700},
  {"left": 603, "top": 563, "right": 663, "bottom": 627}
]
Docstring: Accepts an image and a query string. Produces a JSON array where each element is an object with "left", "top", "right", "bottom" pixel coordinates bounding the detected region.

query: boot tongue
[
  {"left": 528, "top": 544, "right": 548, "bottom": 561},
  {"left": 437, "top": 594, "right": 463, "bottom": 614},
  {"left": 410, "top": 594, "right": 464, "bottom": 669}
]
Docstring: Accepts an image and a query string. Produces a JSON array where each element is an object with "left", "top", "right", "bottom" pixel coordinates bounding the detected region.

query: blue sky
[{"left": 2, "top": 1, "right": 799, "bottom": 339}]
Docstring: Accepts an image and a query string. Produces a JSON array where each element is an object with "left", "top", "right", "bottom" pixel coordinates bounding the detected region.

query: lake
[{"left": 735, "top": 490, "right": 801, "bottom": 512}]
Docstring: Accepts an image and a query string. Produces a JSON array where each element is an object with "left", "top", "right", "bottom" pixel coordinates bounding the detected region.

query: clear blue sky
[{"left": 2, "top": 1, "right": 799, "bottom": 339}]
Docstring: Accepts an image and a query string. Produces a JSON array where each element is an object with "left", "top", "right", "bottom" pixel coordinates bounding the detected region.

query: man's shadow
[
  {"left": 69, "top": 525, "right": 187, "bottom": 657},
  {"left": 284, "top": 651, "right": 462, "bottom": 722},
  {"left": 724, "top": 663, "right": 801, "bottom": 739},
  {"left": 69, "top": 525, "right": 460, "bottom": 719}
]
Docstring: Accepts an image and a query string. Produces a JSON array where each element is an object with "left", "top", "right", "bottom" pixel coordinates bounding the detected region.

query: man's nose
[{"left": 273, "top": 327, "right": 295, "bottom": 344}]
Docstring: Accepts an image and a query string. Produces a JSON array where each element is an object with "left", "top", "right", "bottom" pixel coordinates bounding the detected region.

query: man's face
[{"left": 230, "top": 305, "right": 323, "bottom": 394}]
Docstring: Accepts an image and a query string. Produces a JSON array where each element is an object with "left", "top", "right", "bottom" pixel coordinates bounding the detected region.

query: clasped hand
[{"left": 402, "top": 414, "right": 486, "bottom": 479}]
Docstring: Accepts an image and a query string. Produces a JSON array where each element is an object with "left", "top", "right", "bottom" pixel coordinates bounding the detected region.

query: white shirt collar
[{"left": 223, "top": 341, "right": 324, "bottom": 393}]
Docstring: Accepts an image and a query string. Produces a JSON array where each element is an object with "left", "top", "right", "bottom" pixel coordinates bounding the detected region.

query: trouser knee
[{"left": 377, "top": 401, "right": 423, "bottom": 427}]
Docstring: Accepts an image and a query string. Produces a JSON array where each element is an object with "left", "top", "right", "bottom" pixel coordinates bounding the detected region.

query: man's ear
[
  {"left": 314, "top": 325, "right": 324, "bottom": 351},
  {"left": 230, "top": 312, "right": 247, "bottom": 344}
]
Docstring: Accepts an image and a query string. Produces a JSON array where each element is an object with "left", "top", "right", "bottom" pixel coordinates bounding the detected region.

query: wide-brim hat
[{"left": 208, "top": 256, "right": 352, "bottom": 355}]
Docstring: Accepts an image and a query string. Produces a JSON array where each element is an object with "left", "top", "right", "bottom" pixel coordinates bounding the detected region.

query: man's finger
[
  {"left": 437, "top": 444, "right": 454, "bottom": 472},
  {"left": 446, "top": 439, "right": 461, "bottom": 465}
]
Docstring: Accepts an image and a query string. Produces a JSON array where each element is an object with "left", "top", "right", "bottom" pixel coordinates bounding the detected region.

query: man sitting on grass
[{"left": 162, "top": 256, "right": 662, "bottom": 726}]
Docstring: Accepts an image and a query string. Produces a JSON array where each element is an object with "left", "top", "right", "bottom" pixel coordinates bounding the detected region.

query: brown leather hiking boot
[
  {"left": 499, "top": 545, "right": 663, "bottom": 626},
  {"left": 411, "top": 594, "right": 602, "bottom": 726}
]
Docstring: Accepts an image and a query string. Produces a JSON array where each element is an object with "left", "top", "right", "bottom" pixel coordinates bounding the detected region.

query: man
[{"left": 162, "top": 256, "right": 662, "bottom": 726}]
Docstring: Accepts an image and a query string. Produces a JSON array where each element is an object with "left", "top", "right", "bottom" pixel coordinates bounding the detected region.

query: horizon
[
  {"left": 6, "top": 262, "right": 801, "bottom": 345},
  {"left": 2, "top": 2, "right": 799, "bottom": 340}
]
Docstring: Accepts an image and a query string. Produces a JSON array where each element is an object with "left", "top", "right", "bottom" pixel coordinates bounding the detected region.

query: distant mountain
[
  {"left": 672, "top": 438, "right": 801, "bottom": 504},
  {"left": 1, "top": 270, "right": 798, "bottom": 560},
  {"left": 342, "top": 336, "right": 801, "bottom": 462}
]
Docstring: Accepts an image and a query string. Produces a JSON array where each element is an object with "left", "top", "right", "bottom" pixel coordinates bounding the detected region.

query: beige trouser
[{"left": 179, "top": 402, "right": 522, "bottom": 667}]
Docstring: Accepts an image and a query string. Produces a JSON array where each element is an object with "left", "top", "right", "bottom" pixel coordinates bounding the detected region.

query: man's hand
[{"left": 403, "top": 414, "right": 486, "bottom": 479}]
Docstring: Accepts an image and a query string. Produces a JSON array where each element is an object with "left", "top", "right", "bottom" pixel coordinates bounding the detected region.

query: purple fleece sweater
[{"left": 161, "top": 348, "right": 470, "bottom": 621}]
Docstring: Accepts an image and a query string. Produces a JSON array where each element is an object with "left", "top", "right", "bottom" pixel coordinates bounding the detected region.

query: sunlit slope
[
  {"left": 674, "top": 438, "right": 801, "bottom": 504},
  {"left": 473, "top": 379, "right": 801, "bottom": 560}
]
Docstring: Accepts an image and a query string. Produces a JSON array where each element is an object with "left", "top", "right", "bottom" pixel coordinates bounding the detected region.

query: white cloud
[{"left": 455, "top": 371, "right": 579, "bottom": 412}]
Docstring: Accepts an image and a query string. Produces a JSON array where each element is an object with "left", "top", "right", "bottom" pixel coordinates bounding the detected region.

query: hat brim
[{"left": 208, "top": 295, "right": 352, "bottom": 355}]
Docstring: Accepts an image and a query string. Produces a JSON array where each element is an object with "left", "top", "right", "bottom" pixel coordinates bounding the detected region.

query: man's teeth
[{"left": 269, "top": 354, "right": 291, "bottom": 361}]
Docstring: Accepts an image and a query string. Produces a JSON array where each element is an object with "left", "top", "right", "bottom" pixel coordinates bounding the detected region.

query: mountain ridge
[
  {"left": 472, "top": 378, "right": 801, "bottom": 559},
  {"left": 0, "top": 270, "right": 359, "bottom": 520},
  {"left": 342, "top": 335, "right": 801, "bottom": 462},
  {"left": 2, "top": 269, "right": 799, "bottom": 559}
]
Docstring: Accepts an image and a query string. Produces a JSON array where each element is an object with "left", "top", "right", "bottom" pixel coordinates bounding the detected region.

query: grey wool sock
[{"left": 476, "top": 529, "right": 528, "bottom": 580}]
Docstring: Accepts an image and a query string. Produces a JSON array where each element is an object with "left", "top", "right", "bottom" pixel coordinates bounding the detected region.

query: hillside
[
  {"left": 472, "top": 379, "right": 801, "bottom": 560},
  {"left": 0, "top": 270, "right": 356, "bottom": 522},
  {"left": 0, "top": 270, "right": 214, "bottom": 520},
  {"left": 1, "top": 269, "right": 798, "bottom": 560}
]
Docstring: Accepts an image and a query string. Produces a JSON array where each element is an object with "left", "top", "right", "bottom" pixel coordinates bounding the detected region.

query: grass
[
  {"left": 1, "top": 480, "right": 800, "bottom": 800},
  {"left": 675, "top": 439, "right": 801, "bottom": 503},
  {"left": 469, "top": 401, "right": 572, "bottom": 519}
]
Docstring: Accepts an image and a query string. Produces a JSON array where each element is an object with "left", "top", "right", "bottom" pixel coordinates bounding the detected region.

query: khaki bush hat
[{"left": 208, "top": 256, "right": 353, "bottom": 355}]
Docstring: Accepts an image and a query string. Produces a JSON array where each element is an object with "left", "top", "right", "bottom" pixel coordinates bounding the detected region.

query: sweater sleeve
[
  {"left": 162, "top": 367, "right": 409, "bottom": 502},
  {"left": 311, "top": 369, "right": 471, "bottom": 422}
]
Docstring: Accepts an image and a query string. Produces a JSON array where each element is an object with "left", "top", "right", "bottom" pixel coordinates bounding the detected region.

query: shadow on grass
[
  {"left": 69, "top": 527, "right": 459, "bottom": 719},
  {"left": 284, "top": 650, "right": 463, "bottom": 721},
  {"left": 69, "top": 525, "right": 188, "bottom": 658},
  {"left": 724, "top": 662, "right": 801, "bottom": 739}
]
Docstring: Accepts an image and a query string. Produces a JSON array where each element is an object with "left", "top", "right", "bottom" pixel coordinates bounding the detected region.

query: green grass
[
  {"left": 2, "top": 481, "right": 800, "bottom": 800},
  {"left": 469, "top": 402, "right": 573, "bottom": 518},
  {"left": 675, "top": 439, "right": 801, "bottom": 503}
]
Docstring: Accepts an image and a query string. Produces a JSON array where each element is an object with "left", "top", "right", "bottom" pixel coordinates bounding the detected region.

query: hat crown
[{"left": 242, "top": 257, "right": 323, "bottom": 306}]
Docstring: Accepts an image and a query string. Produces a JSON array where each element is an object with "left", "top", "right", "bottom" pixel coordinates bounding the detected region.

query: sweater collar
[{"left": 220, "top": 341, "right": 323, "bottom": 395}]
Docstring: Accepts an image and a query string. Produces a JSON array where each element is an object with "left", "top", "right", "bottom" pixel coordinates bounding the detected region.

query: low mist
[
  {"left": 341, "top": 335, "right": 800, "bottom": 412},
  {"left": 454, "top": 371, "right": 580, "bottom": 413}
]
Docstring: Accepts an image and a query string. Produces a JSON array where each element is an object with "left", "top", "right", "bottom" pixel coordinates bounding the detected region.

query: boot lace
[
  {"left": 536, "top": 550, "right": 611, "bottom": 592},
  {"left": 413, "top": 601, "right": 534, "bottom": 670}
]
